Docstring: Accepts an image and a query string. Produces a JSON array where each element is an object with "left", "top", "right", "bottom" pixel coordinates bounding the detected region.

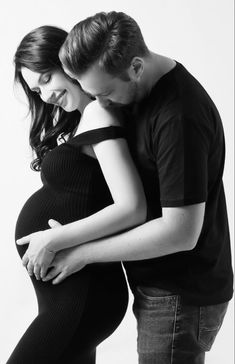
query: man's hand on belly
[{"left": 42, "top": 245, "right": 86, "bottom": 284}]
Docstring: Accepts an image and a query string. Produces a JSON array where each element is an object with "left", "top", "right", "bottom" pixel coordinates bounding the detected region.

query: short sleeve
[
  {"left": 153, "top": 115, "right": 210, "bottom": 207},
  {"left": 69, "top": 126, "right": 125, "bottom": 147}
]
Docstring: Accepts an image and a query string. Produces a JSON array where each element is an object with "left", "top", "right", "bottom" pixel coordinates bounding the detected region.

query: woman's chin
[{"left": 62, "top": 103, "right": 77, "bottom": 112}]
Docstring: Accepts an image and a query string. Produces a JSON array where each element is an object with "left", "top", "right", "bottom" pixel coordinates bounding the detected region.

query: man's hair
[{"left": 60, "top": 11, "right": 149, "bottom": 77}]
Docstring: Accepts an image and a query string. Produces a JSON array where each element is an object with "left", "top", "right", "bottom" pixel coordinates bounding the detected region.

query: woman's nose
[
  {"left": 40, "top": 89, "right": 53, "bottom": 104},
  {"left": 37, "top": 86, "right": 52, "bottom": 104}
]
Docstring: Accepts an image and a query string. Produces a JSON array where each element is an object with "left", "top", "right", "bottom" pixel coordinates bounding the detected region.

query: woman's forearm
[{"left": 48, "top": 201, "right": 146, "bottom": 252}]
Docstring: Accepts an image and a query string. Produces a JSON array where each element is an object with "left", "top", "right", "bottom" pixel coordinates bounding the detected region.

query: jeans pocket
[
  {"left": 136, "top": 286, "right": 177, "bottom": 300},
  {"left": 133, "top": 286, "right": 179, "bottom": 316},
  {"left": 198, "top": 301, "right": 229, "bottom": 351},
  {"left": 133, "top": 286, "right": 180, "bottom": 356}
]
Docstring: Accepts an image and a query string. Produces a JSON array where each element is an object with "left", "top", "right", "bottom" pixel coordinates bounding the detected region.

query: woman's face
[{"left": 21, "top": 67, "right": 87, "bottom": 112}]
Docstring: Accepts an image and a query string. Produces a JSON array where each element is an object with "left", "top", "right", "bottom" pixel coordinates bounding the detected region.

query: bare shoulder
[{"left": 79, "top": 100, "right": 123, "bottom": 133}]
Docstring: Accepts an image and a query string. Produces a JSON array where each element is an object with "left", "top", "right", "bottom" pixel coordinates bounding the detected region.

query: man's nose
[{"left": 96, "top": 96, "right": 110, "bottom": 108}]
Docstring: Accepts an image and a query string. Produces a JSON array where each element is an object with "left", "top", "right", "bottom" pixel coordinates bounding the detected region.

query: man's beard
[{"left": 107, "top": 81, "right": 138, "bottom": 109}]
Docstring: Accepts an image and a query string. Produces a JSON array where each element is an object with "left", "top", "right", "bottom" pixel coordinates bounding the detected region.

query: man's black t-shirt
[{"left": 123, "top": 62, "right": 233, "bottom": 305}]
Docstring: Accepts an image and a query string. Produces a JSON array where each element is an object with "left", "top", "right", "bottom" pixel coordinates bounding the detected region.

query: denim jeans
[{"left": 132, "top": 286, "right": 229, "bottom": 364}]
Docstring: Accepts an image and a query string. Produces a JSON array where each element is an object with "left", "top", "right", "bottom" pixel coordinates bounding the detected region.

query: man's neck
[{"left": 139, "top": 53, "right": 176, "bottom": 99}]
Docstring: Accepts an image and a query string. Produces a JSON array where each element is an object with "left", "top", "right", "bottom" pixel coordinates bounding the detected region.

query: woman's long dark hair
[{"left": 14, "top": 25, "right": 81, "bottom": 171}]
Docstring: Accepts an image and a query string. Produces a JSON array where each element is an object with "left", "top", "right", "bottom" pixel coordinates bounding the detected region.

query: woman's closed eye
[
  {"left": 41, "top": 73, "right": 51, "bottom": 84},
  {"left": 31, "top": 73, "right": 51, "bottom": 94}
]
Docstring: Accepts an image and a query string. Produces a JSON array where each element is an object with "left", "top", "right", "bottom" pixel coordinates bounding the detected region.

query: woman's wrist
[
  {"left": 46, "top": 223, "right": 79, "bottom": 252},
  {"left": 45, "top": 227, "right": 62, "bottom": 252}
]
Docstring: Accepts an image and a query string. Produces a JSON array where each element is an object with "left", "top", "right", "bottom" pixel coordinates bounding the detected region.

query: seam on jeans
[{"left": 170, "top": 295, "right": 179, "bottom": 364}]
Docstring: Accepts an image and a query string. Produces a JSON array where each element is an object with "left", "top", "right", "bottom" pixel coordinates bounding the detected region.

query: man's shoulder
[{"left": 143, "top": 63, "right": 215, "bottom": 127}]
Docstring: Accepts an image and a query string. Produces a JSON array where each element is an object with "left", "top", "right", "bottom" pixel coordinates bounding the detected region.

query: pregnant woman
[{"left": 7, "top": 25, "right": 146, "bottom": 364}]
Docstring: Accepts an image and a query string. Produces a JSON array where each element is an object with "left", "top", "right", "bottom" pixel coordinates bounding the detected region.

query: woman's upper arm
[
  {"left": 94, "top": 137, "right": 146, "bottom": 212},
  {"left": 82, "top": 101, "right": 146, "bottom": 211}
]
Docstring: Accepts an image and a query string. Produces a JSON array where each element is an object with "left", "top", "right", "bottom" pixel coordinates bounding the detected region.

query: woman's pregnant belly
[
  {"left": 15, "top": 186, "right": 96, "bottom": 241},
  {"left": 15, "top": 184, "right": 123, "bottom": 276}
]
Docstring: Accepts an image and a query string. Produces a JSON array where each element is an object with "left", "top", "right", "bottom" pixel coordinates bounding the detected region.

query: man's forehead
[{"left": 78, "top": 63, "right": 115, "bottom": 94}]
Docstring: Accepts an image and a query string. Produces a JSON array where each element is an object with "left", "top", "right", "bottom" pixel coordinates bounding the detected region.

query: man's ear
[{"left": 127, "top": 57, "right": 144, "bottom": 81}]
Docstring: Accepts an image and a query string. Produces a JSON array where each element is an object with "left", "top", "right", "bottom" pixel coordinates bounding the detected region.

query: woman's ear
[{"left": 127, "top": 57, "right": 144, "bottom": 81}]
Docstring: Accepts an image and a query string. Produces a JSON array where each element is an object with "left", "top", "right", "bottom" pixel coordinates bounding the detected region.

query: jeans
[{"left": 132, "top": 286, "right": 229, "bottom": 364}]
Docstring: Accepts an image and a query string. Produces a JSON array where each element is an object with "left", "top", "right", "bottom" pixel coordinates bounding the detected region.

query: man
[{"left": 49, "top": 12, "right": 233, "bottom": 363}]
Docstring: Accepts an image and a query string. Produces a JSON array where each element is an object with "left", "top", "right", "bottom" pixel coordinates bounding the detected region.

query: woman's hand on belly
[{"left": 16, "top": 230, "right": 56, "bottom": 280}]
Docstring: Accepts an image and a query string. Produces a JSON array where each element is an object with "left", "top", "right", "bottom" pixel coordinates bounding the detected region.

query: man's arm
[
  {"left": 44, "top": 202, "right": 205, "bottom": 284},
  {"left": 83, "top": 203, "right": 205, "bottom": 262}
]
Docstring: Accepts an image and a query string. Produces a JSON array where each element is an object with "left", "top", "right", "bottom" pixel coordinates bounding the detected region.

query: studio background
[{"left": 0, "top": 1, "right": 233, "bottom": 363}]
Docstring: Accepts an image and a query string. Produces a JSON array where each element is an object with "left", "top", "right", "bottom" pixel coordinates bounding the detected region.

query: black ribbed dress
[{"left": 7, "top": 126, "right": 128, "bottom": 364}]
